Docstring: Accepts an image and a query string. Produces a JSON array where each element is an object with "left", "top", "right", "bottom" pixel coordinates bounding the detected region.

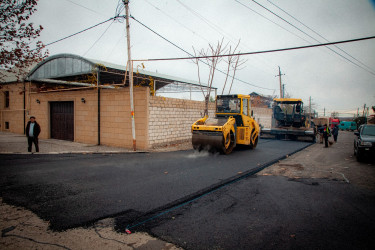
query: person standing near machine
[
  {"left": 332, "top": 125, "right": 339, "bottom": 143},
  {"left": 323, "top": 124, "right": 331, "bottom": 148}
]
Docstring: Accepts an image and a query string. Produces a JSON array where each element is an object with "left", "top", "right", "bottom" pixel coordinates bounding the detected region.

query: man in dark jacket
[
  {"left": 26, "top": 116, "right": 41, "bottom": 152},
  {"left": 332, "top": 125, "right": 339, "bottom": 142}
]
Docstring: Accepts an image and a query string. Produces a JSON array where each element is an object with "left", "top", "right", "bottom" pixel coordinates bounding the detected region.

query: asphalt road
[
  {"left": 0, "top": 139, "right": 310, "bottom": 231},
  {"left": 141, "top": 175, "right": 375, "bottom": 250}
]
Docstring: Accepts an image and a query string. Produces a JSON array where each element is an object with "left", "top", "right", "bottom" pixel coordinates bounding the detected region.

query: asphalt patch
[
  {"left": 133, "top": 175, "right": 375, "bottom": 250},
  {"left": 0, "top": 139, "right": 312, "bottom": 230}
]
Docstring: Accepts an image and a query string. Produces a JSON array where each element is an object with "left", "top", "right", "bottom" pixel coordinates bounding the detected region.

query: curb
[{"left": 0, "top": 151, "right": 149, "bottom": 155}]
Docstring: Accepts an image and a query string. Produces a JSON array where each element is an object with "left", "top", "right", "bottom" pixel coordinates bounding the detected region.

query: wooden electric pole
[
  {"left": 276, "top": 66, "right": 285, "bottom": 98},
  {"left": 124, "top": 0, "right": 136, "bottom": 151},
  {"left": 309, "top": 96, "right": 312, "bottom": 128}
]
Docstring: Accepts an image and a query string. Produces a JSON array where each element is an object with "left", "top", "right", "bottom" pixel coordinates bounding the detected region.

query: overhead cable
[
  {"left": 130, "top": 15, "right": 193, "bottom": 57},
  {"left": 234, "top": 0, "right": 310, "bottom": 44},
  {"left": 265, "top": 0, "right": 375, "bottom": 74},
  {"left": 143, "top": 0, "right": 210, "bottom": 43},
  {"left": 42, "top": 16, "right": 123, "bottom": 48},
  {"left": 130, "top": 15, "right": 275, "bottom": 90},
  {"left": 63, "top": 0, "right": 106, "bottom": 17},
  {"left": 83, "top": 20, "right": 115, "bottom": 57},
  {"left": 177, "top": 0, "right": 276, "bottom": 74},
  {"left": 133, "top": 35, "right": 375, "bottom": 61},
  {"left": 249, "top": 0, "right": 375, "bottom": 76}
]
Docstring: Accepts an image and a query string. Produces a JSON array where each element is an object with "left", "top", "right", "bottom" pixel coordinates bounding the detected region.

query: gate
[{"left": 50, "top": 101, "right": 74, "bottom": 141}]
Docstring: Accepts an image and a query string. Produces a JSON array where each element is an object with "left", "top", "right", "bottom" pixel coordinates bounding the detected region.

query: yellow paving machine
[
  {"left": 261, "top": 98, "right": 315, "bottom": 141},
  {"left": 191, "top": 94, "right": 260, "bottom": 154}
]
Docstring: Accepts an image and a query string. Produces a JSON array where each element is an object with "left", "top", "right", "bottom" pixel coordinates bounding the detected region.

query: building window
[
  {"left": 5, "top": 91, "right": 9, "bottom": 108},
  {"left": 5, "top": 122, "right": 9, "bottom": 130}
]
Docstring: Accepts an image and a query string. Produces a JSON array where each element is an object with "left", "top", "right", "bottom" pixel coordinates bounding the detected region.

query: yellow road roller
[{"left": 191, "top": 94, "right": 260, "bottom": 154}]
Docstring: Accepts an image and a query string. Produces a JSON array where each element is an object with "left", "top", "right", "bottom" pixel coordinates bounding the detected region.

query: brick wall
[
  {"left": 0, "top": 83, "right": 25, "bottom": 134},
  {"left": 252, "top": 107, "right": 272, "bottom": 128},
  {"left": 148, "top": 96, "right": 215, "bottom": 147},
  {"left": 0, "top": 83, "right": 150, "bottom": 150},
  {"left": 100, "top": 87, "right": 149, "bottom": 149},
  {"left": 1, "top": 82, "right": 225, "bottom": 150}
]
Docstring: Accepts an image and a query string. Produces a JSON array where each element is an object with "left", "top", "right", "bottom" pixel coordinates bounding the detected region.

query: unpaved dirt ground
[
  {"left": 258, "top": 131, "right": 375, "bottom": 192},
  {"left": 0, "top": 197, "right": 180, "bottom": 250}
]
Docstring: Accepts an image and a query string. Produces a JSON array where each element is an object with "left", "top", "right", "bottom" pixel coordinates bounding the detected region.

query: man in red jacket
[{"left": 26, "top": 116, "right": 41, "bottom": 152}]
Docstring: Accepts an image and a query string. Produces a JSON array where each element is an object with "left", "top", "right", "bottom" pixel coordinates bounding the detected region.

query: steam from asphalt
[
  {"left": 186, "top": 150, "right": 210, "bottom": 159},
  {"left": 186, "top": 147, "right": 219, "bottom": 159}
]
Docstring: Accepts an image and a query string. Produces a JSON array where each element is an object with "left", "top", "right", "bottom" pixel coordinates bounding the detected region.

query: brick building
[{"left": 0, "top": 54, "right": 215, "bottom": 150}]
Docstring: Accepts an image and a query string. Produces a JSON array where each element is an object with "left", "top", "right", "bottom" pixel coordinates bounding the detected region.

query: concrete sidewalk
[
  {"left": 0, "top": 132, "right": 134, "bottom": 154},
  {"left": 0, "top": 131, "right": 193, "bottom": 154}
]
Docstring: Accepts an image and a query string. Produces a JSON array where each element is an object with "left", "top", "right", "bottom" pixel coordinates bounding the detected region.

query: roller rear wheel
[
  {"left": 249, "top": 136, "right": 258, "bottom": 149},
  {"left": 221, "top": 132, "right": 235, "bottom": 154}
]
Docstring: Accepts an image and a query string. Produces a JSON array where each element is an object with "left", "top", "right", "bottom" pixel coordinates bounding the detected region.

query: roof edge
[{"left": 26, "top": 53, "right": 97, "bottom": 80}]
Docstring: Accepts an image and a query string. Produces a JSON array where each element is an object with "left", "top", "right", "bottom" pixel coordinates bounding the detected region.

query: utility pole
[
  {"left": 124, "top": 0, "right": 136, "bottom": 151},
  {"left": 282, "top": 84, "right": 286, "bottom": 98},
  {"left": 324, "top": 107, "right": 325, "bottom": 117},
  {"left": 275, "top": 66, "right": 285, "bottom": 98},
  {"left": 309, "top": 96, "right": 312, "bottom": 128},
  {"left": 362, "top": 104, "right": 366, "bottom": 116}
]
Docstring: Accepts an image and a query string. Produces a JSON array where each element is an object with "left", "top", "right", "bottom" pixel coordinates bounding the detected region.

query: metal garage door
[{"left": 50, "top": 101, "right": 74, "bottom": 141}]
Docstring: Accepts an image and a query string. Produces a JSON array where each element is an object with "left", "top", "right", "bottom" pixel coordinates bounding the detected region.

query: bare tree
[
  {"left": 221, "top": 40, "right": 240, "bottom": 95},
  {"left": 192, "top": 38, "right": 228, "bottom": 116},
  {"left": 0, "top": 0, "right": 48, "bottom": 82},
  {"left": 227, "top": 53, "right": 247, "bottom": 94},
  {"left": 331, "top": 111, "right": 339, "bottom": 118},
  {"left": 192, "top": 39, "right": 247, "bottom": 116}
]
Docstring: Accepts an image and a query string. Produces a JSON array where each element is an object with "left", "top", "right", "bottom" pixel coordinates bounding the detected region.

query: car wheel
[{"left": 356, "top": 150, "right": 363, "bottom": 162}]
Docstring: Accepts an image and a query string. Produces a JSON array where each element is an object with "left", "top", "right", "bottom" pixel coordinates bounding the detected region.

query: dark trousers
[
  {"left": 28, "top": 137, "right": 39, "bottom": 152},
  {"left": 324, "top": 135, "right": 329, "bottom": 147},
  {"left": 333, "top": 135, "right": 338, "bottom": 142}
]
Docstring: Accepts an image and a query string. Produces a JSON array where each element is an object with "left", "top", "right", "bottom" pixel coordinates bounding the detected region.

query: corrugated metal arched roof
[{"left": 27, "top": 54, "right": 97, "bottom": 80}]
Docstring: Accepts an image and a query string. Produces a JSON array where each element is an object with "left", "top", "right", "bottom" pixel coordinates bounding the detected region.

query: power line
[
  {"left": 251, "top": 0, "right": 319, "bottom": 42},
  {"left": 43, "top": 16, "right": 122, "bottom": 48},
  {"left": 105, "top": 27, "right": 126, "bottom": 61},
  {"left": 82, "top": 20, "right": 115, "bottom": 57},
  {"left": 234, "top": 0, "right": 310, "bottom": 44},
  {"left": 175, "top": 0, "right": 276, "bottom": 75},
  {"left": 143, "top": 0, "right": 210, "bottom": 43},
  {"left": 133, "top": 35, "right": 375, "bottom": 61},
  {"left": 130, "top": 15, "right": 193, "bottom": 57},
  {"left": 176, "top": 0, "right": 235, "bottom": 45},
  {"left": 63, "top": 0, "right": 105, "bottom": 17},
  {"left": 249, "top": 0, "right": 375, "bottom": 76},
  {"left": 115, "top": 0, "right": 125, "bottom": 17},
  {"left": 265, "top": 0, "right": 375, "bottom": 74},
  {"left": 130, "top": 15, "right": 275, "bottom": 91}
]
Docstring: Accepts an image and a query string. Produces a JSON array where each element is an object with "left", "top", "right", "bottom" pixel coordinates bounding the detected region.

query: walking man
[
  {"left": 332, "top": 125, "right": 339, "bottom": 143},
  {"left": 26, "top": 116, "right": 41, "bottom": 152},
  {"left": 323, "top": 124, "right": 331, "bottom": 148},
  {"left": 318, "top": 125, "right": 324, "bottom": 143}
]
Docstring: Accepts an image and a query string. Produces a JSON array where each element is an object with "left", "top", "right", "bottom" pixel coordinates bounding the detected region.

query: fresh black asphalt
[
  {"left": 0, "top": 139, "right": 310, "bottom": 231},
  {"left": 142, "top": 176, "right": 375, "bottom": 250}
]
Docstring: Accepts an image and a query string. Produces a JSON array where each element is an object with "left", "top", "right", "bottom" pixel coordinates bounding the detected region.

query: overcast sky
[{"left": 29, "top": 0, "right": 375, "bottom": 116}]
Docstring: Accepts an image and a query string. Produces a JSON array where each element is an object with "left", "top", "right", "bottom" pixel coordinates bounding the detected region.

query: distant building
[
  {"left": 249, "top": 92, "right": 273, "bottom": 128},
  {"left": 249, "top": 92, "right": 273, "bottom": 108}
]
